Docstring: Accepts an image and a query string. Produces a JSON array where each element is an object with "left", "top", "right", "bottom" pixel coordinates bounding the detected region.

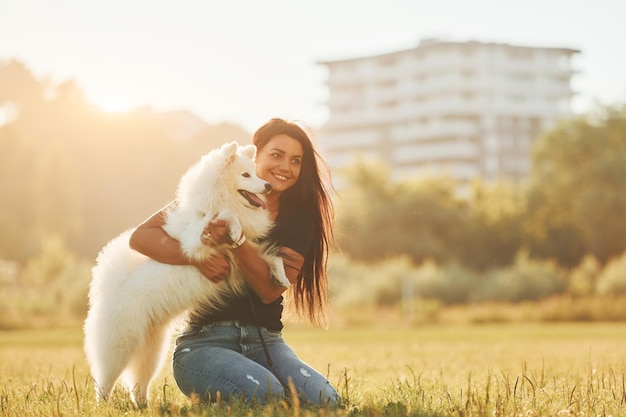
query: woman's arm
[
  {"left": 129, "top": 202, "right": 231, "bottom": 283},
  {"left": 203, "top": 218, "right": 304, "bottom": 303},
  {"left": 234, "top": 243, "right": 303, "bottom": 303}
]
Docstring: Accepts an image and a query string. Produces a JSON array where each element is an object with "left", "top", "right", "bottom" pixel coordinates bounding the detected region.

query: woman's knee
[
  {"left": 302, "top": 381, "right": 341, "bottom": 407},
  {"left": 173, "top": 359, "right": 285, "bottom": 404},
  {"left": 241, "top": 372, "right": 285, "bottom": 404}
]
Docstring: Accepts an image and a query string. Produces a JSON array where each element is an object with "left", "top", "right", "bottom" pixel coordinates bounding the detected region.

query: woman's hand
[
  {"left": 200, "top": 218, "right": 232, "bottom": 245},
  {"left": 196, "top": 218, "right": 232, "bottom": 283},
  {"left": 130, "top": 203, "right": 232, "bottom": 283},
  {"left": 190, "top": 251, "right": 230, "bottom": 283}
]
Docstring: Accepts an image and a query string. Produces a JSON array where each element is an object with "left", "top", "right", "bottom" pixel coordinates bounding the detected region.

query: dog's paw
[
  {"left": 216, "top": 209, "right": 243, "bottom": 243},
  {"left": 229, "top": 221, "right": 243, "bottom": 243},
  {"left": 268, "top": 258, "right": 291, "bottom": 288}
]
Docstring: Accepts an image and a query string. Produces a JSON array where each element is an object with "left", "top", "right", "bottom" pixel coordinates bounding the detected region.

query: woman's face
[{"left": 255, "top": 134, "right": 303, "bottom": 194}]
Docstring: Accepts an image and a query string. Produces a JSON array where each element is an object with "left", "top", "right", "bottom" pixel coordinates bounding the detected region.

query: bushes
[
  {"left": 412, "top": 261, "right": 478, "bottom": 304},
  {"left": 596, "top": 250, "right": 626, "bottom": 295},
  {"left": 330, "top": 252, "right": 567, "bottom": 308},
  {"left": 328, "top": 255, "right": 416, "bottom": 308},
  {"left": 0, "top": 235, "right": 91, "bottom": 329},
  {"left": 477, "top": 253, "right": 566, "bottom": 303},
  {"left": 329, "top": 251, "right": 626, "bottom": 322},
  {"left": 538, "top": 295, "right": 626, "bottom": 322},
  {"left": 6, "top": 239, "right": 626, "bottom": 329},
  {"left": 568, "top": 255, "right": 600, "bottom": 297}
]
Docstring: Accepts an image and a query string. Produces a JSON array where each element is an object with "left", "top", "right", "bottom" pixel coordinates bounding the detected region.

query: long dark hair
[{"left": 253, "top": 118, "right": 335, "bottom": 327}]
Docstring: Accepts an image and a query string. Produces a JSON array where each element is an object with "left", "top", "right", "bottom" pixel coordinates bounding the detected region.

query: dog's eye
[{"left": 242, "top": 172, "right": 251, "bottom": 178}]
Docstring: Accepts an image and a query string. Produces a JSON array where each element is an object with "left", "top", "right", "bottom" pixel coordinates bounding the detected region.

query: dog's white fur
[{"left": 83, "top": 142, "right": 290, "bottom": 406}]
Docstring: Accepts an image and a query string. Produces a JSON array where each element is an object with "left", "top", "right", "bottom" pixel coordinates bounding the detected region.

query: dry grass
[{"left": 2, "top": 323, "right": 626, "bottom": 416}]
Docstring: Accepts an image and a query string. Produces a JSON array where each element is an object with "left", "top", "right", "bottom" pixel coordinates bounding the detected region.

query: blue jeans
[{"left": 172, "top": 321, "right": 341, "bottom": 406}]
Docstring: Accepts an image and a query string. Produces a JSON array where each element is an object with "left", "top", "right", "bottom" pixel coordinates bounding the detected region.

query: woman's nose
[{"left": 278, "top": 159, "right": 290, "bottom": 172}]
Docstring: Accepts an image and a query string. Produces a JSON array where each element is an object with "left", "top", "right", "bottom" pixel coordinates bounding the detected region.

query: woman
[{"left": 129, "top": 118, "right": 341, "bottom": 406}]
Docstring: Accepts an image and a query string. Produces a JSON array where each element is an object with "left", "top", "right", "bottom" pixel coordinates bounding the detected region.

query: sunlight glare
[
  {"left": 95, "top": 96, "right": 138, "bottom": 113},
  {"left": 0, "top": 103, "right": 17, "bottom": 126}
]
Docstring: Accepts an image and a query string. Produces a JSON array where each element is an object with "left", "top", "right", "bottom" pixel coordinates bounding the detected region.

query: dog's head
[
  {"left": 222, "top": 142, "right": 271, "bottom": 210},
  {"left": 176, "top": 141, "right": 271, "bottom": 213}
]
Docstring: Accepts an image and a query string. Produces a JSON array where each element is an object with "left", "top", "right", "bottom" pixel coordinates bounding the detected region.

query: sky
[{"left": 1, "top": 0, "right": 625, "bottom": 133}]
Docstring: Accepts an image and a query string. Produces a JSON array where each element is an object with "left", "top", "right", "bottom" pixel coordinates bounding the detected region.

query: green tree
[
  {"left": 0, "top": 124, "right": 82, "bottom": 261},
  {"left": 479, "top": 252, "right": 566, "bottom": 302},
  {"left": 568, "top": 255, "right": 601, "bottom": 297},
  {"left": 524, "top": 105, "right": 626, "bottom": 266},
  {"left": 596, "top": 250, "right": 626, "bottom": 296},
  {"left": 457, "top": 179, "right": 525, "bottom": 270},
  {"left": 336, "top": 159, "right": 464, "bottom": 264},
  {"left": 0, "top": 125, "right": 40, "bottom": 260}
]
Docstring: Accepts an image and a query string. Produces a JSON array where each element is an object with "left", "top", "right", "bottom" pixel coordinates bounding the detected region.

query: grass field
[{"left": 2, "top": 322, "right": 626, "bottom": 416}]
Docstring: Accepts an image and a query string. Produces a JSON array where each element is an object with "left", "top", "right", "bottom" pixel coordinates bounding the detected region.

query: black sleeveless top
[{"left": 188, "top": 210, "right": 314, "bottom": 331}]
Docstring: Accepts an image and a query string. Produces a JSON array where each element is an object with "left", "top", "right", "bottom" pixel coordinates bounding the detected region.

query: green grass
[{"left": 2, "top": 323, "right": 626, "bottom": 416}]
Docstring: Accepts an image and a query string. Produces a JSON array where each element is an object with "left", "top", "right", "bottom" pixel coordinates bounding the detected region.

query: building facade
[{"left": 317, "top": 39, "right": 579, "bottom": 187}]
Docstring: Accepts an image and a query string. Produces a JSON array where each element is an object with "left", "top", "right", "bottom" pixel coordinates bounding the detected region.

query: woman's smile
[
  {"left": 271, "top": 172, "right": 289, "bottom": 181},
  {"left": 256, "top": 134, "right": 303, "bottom": 194}
]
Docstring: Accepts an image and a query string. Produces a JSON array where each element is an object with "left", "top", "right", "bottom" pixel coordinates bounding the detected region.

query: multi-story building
[{"left": 317, "top": 38, "right": 579, "bottom": 188}]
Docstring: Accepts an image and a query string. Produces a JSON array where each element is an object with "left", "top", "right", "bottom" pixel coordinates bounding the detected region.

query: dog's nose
[{"left": 265, "top": 183, "right": 272, "bottom": 192}]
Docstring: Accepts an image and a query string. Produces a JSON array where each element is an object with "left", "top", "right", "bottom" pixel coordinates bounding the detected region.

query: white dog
[{"left": 83, "top": 142, "right": 290, "bottom": 406}]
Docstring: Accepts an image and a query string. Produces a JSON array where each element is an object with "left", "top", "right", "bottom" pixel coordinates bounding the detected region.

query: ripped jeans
[{"left": 172, "top": 321, "right": 341, "bottom": 406}]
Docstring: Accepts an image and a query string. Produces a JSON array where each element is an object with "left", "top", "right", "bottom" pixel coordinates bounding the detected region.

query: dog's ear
[
  {"left": 220, "top": 142, "right": 239, "bottom": 164},
  {"left": 239, "top": 144, "right": 257, "bottom": 160}
]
